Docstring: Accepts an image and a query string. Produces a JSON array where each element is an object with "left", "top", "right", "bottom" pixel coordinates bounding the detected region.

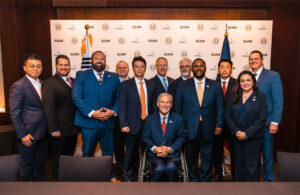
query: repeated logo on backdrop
[{"left": 51, "top": 20, "right": 273, "bottom": 79}]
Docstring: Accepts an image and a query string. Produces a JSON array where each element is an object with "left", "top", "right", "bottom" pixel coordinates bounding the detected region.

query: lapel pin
[
  {"left": 206, "top": 85, "right": 210, "bottom": 88},
  {"left": 108, "top": 75, "right": 111, "bottom": 77},
  {"left": 169, "top": 120, "right": 173, "bottom": 123}
]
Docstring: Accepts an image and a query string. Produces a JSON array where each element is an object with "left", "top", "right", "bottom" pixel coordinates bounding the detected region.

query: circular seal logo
[
  {"left": 134, "top": 51, "right": 141, "bottom": 57},
  {"left": 150, "top": 64, "right": 156, "bottom": 71},
  {"left": 181, "top": 51, "right": 188, "bottom": 57},
  {"left": 102, "top": 23, "right": 109, "bottom": 31},
  {"left": 245, "top": 24, "right": 252, "bottom": 31},
  {"left": 260, "top": 38, "right": 267, "bottom": 45},
  {"left": 213, "top": 38, "right": 220, "bottom": 45},
  {"left": 150, "top": 23, "right": 157, "bottom": 31},
  {"left": 71, "top": 37, "right": 78, "bottom": 44},
  {"left": 165, "top": 37, "right": 172, "bottom": 44},
  {"left": 197, "top": 23, "right": 204, "bottom": 31},
  {"left": 118, "top": 37, "right": 125, "bottom": 44},
  {"left": 55, "top": 23, "right": 62, "bottom": 31}
]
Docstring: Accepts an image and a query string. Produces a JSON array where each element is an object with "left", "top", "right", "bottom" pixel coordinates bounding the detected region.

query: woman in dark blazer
[{"left": 225, "top": 70, "right": 267, "bottom": 181}]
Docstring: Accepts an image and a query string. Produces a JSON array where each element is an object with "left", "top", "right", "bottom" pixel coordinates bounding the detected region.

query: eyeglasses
[
  {"left": 249, "top": 58, "right": 261, "bottom": 61},
  {"left": 180, "top": 65, "right": 192, "bottom": 68}
]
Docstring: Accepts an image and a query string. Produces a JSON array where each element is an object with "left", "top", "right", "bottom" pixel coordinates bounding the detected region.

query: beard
[
  {"left": 193, "top": 70, "right": 205, "bottom": 80},
  {"left": 181, "top": 70, "right": 190, "bottom": 77},
  {"left": 92, "top": 62, "right": 106, "bottom": 73}
]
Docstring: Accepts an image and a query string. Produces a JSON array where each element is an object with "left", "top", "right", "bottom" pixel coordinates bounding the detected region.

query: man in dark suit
[
  {"left": 176, "top": 58, "right": 224, "bottom": 182},
  {"left": 168, "top": 58, "right": 192, "bottom": 110},
  {"left": 248, "top": 50, "right": 283, "bottom": 182},
  {"left": 150, "top": 57, "right": 174, "bottom": 106},
  {"left": 142, "top": 93, "right": 186, "bottom": 182},
  {"left": 114, "top": 60, "right": 130, "bottom": 177},
  {"left": 119, "top": 56, "right": 154, "bottom": 181},
  {"left": 42, "top": 55, "right": 78, "bottom": 180},
  {"left": 9, "top": 54, "right": 48, "bottom": 181},
  {"left": 72, "top": 51, "right": 120, "bottom": 182},
  {"left": 212, "top": 59, "right": 237, "bottom": 181}
]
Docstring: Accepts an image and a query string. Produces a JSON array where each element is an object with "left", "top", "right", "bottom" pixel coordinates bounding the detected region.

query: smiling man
[
  {"left": 42, "top": 55, "right": 78, "bottom": 180},
  {"left": 142, "top": 93, "right": 186, "bottom": 182},
  {"left": 176, "top": 58, "right": 224, "bottom": 182},
  {"left": 9, "top": 54, "right": 48, "bottom": 181}
]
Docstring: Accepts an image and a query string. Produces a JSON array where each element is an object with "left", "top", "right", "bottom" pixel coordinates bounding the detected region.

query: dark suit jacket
[
  {"left": 176, "top": 77, "right": 224, "bottom": 140},
  {"left": 119, "top": 78, "right": 154, "bottom": 135},
  {"left": 168, "top": 76, "right": 185, "bottom": 100},
  {"left": 216, "top": 76, "right": 237, "bottom": 107},
  {"left": 150, "top": 75, "right": 174, "bottom": 104},
  {"left": 225, "top": 90, "right": 268, "bottom": 139},
  {"left": 72, "top": 69, "right": 120, "bottom": 129},
  {"left": 141, "top": 112, "right": 186, "bottom": 158},
  {"left": 9, "top": 76, "right": 47, "bottom": 140},
  {"left": 42, "top": 73, "right": 77, "bottom": 136}
]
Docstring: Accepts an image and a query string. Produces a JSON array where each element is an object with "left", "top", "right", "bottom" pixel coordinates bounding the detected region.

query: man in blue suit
[
  {"left": 119, "top": 56, "right": 154, "bottom": 181},
  {"left": 72, "top": 51, "right": 120, "bottom": 182},
  {"left": 176, "top": 58, "right": 224, "bottom": 181},
  {"left": 9, "top": 54, "right": 48, "bottom": 181},
  {"left": 249, "top": 50, "right": 283, "bottom": 182},
  {"left": 142, "top": 93, "right": 186, "bottom": 182}
]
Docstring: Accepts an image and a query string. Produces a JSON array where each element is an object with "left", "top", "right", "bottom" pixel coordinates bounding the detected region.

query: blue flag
[{"left": 220, "top": 31, "right": 231, "bottom": 61}]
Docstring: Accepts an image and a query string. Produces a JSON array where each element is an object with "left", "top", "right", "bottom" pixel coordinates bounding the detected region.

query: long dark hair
[{"left": 232, "top": 70, "right": 258, "bottom": 104}]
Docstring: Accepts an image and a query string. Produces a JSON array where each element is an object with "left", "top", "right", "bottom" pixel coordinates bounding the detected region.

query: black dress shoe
[{"left": 213, "top": 174, "right": 224, "bottom": 182}]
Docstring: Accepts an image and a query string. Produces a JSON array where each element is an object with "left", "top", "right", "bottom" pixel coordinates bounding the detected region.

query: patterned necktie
[
  {"left": 98, "top": 72, "right": 103, "bottom": 83},
  {"left": 139, "top": 81, "right": 146, "bottom": 120},
  {"left": 66, "top": 77, "right": 72, "bottom": 88},
  {"left": 162, "top": 78, "right": 168, "bottom": 92},
  {"left": 162, "top": 116, "right": 166, "bottom": 135},
  {"left": 222, "top": 81, "right": 226, "bottom": 96}
]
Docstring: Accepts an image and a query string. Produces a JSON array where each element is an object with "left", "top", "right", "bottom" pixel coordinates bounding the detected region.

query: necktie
[
  {"left": 140, "top": 81, "right": 146, "bottom": 120},
  {"left": 66, "top": 77, "right": 72, "bottom": 88},
  {"left": 162, "top": 78, "right": 168, "bottom": 92},
  {"left": 253, "top": 73, "right": 258, "bottom": 81},
  {"left": 35, "top": 80, "right": 42, "bottom": 100},
  {"left": 162, "top": 116, "right": 166, "bottom": 135},
  {"left": 222, "top": 81, "right": 226, "bottom": 96},
  {"left": 98, "top": 72, "right": 103, "bottom": 83},
  {"left": 197, "top": 81, "right": 203, "bottom": 106}
]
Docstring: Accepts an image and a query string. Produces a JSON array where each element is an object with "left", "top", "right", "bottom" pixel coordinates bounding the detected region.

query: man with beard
[
  {"left": 42, "top": 55, "right": 78, "bottom": 180},
  {"left": 176, "top": 58, "right": 224, "bottom": 182},
  {"left": 168, "top": 58, "right": 192, "bottom": 109},
  {"left": 72, "top": 51, "right": 120, "bottom": 182}
]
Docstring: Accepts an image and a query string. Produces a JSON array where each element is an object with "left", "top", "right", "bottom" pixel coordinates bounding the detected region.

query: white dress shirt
[
  {"left": 26, "top": 74, "right": 41, "bottom": 99},
  {"left": 194, "top": 77, "right": 206, "bottom": 94}
]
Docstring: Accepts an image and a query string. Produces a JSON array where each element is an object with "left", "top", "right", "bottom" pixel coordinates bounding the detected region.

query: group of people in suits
[{"left": 9, "top": 49, "right": 283, "bottom": 182}]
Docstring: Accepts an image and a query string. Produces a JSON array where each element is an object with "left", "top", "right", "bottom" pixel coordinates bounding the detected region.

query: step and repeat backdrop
[{"left": 50, "top": 20, "right": 273, "bottom": 79}]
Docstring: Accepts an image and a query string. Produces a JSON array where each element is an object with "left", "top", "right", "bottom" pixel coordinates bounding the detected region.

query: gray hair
[{"left": 157, "top": 93, "right": 173, "bottom": 103}]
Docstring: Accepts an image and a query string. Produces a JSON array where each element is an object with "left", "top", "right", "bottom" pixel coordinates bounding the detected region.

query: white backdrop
[{"left": 50, "top": 20, "right": 273, "bottom": 80}]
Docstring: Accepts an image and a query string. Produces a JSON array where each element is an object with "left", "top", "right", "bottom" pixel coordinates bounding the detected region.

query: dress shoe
[
  {"left": 110, "top": 178, "right": 121, "bottom": 182},
  {"left": 213, "top": 174, "right": 224, "bottom": 182}
]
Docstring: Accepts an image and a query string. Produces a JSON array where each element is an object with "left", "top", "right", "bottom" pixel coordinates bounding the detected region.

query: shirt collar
[
  {"left": 26, "top": 74, "right": 40, "bottom": 83},
  {"left": 181, "top": 76, "right": 188, "bottom": 81},
  {"left": 159, "top": 112, "right": 169, "bottom": 119},
  {"left": 252, "top": 66, "right": 263, "bottom": 76},
  {"left": 157, "top": 74, "right": 167, "bottom": 81},
  {"left": 194, "top": 77, "right": 205, "bottom": 84},
  {"left": 221, "top": 77, "right": 230, "bottom": 83},
  {"left": 93, "top": 69, "right": 105, "bottom": 76},
  {"left": 134, "top": 77, "right": 145, "bottom": 84}
]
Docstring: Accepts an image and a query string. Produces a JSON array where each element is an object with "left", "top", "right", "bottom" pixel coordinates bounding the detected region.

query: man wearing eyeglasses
[{"left": 248, "top": 50, "right": 283, "bottom": 182}]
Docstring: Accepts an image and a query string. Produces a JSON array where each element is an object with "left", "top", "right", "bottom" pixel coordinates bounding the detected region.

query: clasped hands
[
  {"left": 153, "top": 146, "right": 172, "bottom": 158},
  {"left": 236, "top": 130, "right": 248, "bottom": 140},
  {"left": 92, "top": 107, "right": 115, "bottom": 121}
]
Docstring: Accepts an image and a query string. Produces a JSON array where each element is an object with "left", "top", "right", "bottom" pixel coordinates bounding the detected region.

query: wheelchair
[{"left": 138, "top": 147, "right": 189, "bottom": 182}]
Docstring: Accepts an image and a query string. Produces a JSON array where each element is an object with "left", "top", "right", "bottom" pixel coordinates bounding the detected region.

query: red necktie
[
  {"left": 98, "top": 72, "right": 103, "bottom": 83},
  {"left": 222, "top": 81, "right": 226, "bottom": 96},
  {"left": 162, "top": 116, "right": 166, "bottom": 135},
  {"left": 66, "top": 77, "right": 72, "bottom": 88}
]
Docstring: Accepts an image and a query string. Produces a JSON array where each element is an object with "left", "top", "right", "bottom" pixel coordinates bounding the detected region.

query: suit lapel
[
  {"left": 189, "top": 78, "right": 201, "bottom": 108},
  {"left": 165, "top": 113, "right": 174, "bottom": 138},
  {"left": 202, "top": 78, "right": 211, "bottom": 106},
  {"left": 55, "top": 73, "right": 72, "bottom": 89},
  {"left": 257, "top": 68, "right": 266, "bottom": 84},
  {"left": 23, "top": 76, "right": 42, "bottom": 104}
]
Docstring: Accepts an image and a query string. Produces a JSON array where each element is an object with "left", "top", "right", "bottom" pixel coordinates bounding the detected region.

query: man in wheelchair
[{"left": 141, "top": 93, "right": 186, "bottom": 182}]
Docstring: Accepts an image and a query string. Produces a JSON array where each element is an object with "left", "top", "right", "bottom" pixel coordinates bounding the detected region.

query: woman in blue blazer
[{"left": 225, "top": 71, "right": 267, "bottom": 181}]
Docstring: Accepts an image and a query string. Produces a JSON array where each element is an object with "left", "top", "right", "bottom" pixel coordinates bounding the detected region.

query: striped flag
[
  {"left": 220, "top": 24, "right": 231, "bottom": 61},
  {"left": 81, "top": 25, "right": 93, "bottom": 70}
]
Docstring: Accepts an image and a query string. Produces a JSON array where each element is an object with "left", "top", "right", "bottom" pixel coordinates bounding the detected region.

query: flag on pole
[
  {"left": 220, "top": 24, "right": 231, "bottom": 61},
  {"left": 81, "top": 24, "right": 93, "bottom": 70}
]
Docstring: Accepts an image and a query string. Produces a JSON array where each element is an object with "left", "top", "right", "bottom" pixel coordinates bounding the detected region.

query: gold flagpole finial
[
  {"left": 85, "top": 24, "right": 90, "bottom": 35},
  {"left": 225, "top": 24, "right": 228, "bottom": 36}
]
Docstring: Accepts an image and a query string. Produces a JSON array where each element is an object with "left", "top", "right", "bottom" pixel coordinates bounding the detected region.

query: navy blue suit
[
  {"left": 225, "top": 90, "right": 268, "bottom": 181},
  {"left": 119, "top": 78, "right": 154, "bottom": 181},
  {"left": 142, "top": 112, "right": 186, "bottom": 181},
  {"left": 176, "top": 77, "right": 224, "bottom": 181},
  {"left": 9, "top": 76, "right": 48, "bottom": 181},
  {"left": 72, "top": 69, "right": 119, "bottom": 170}
]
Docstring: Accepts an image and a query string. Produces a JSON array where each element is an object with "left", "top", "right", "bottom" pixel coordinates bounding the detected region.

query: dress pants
[
  {"left": 149, "top": 157, "right": 180, "bottom": 182},
  {"left": 50, "top": 134, "right": 77, "bottom": 180},
  {"left": 262, "top": 125, "right": 275, "bottom": 181},
  {"left": 113, "top": 118, "right": 125, "bottom": 176},
  {"left": 123, "top": 120, "right": 144, "bottom": 181},
  {"left": 81, "top": 125, "right": 115, "bottom": 178},
  {"left": 18, "top": 137, "right": 48, "bottom": 181},
  {"left": 186, "top": 122, "right": 214, "bottom": 182},
  {"left": 233, "top": 138, "right": 263, "bottom": 181}
]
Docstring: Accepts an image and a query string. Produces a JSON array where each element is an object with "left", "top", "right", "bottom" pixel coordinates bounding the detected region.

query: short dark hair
[
  {"left": 91, "top": 51, "right": 106, "bottom": 59},
  {"left": 250, "top": 50, "right": 263, "bottom": 59},
  {"left": 132, "top": 56, "right": 147, "bottom": 68},
  {"left": 55, "top": 55, "right": 70, "bottom": 64},
  {"left": 24, "top": 53, "right": 42, "bottom": 65},
  {"left": 192, "top": 58, "right": 206, "bottom": 66},
  {"left": 218, "top": 59, "right": 233, "bottom": 68}
]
